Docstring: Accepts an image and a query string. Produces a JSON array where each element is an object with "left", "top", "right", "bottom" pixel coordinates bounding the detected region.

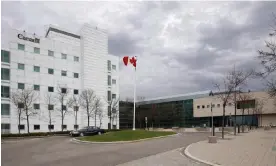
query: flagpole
[{"left": 133, "top": 58, "right": 136, "bottom": 131}]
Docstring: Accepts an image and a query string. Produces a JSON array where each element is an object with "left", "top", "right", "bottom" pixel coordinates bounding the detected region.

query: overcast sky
[{"left": 2, "top": 1, "right": 276, "bottom": 100}]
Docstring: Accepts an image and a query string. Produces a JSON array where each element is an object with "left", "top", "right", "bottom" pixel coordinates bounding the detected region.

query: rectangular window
[
  {"left": 74, "top": 89, "right": 78, "bottom": 95},
  {"left": 1, "top": 68, "right": 10, "bottom": 80},
  {"left": 18, "top": 103, "right": 24, "bottom": 109},
  {"left": 108, "top": 75, "right": 111, "bottom": 86},
  {"left": 61, "top": 88, "right": 67, "bottom": 94},
  {"left": 207, "top": 105, "right": 210, "bottom": 108},
  {"left": 34, "top": 125, "right": 40, "bottom": 130},
  {"left": 48, "top": 104, "right": 54, "bottom": 110},
  {"left": 107, "top": 60, "right": 111, "bottom": 71},
  {"left": 34, "top": 66, "right": 40, "bottom": 72},
  {"left": 62, "top": 125, "right": 67, "bottom": 130},
  {"left": 112, "top": 65, "right": 116, "bottom": 70},
  {"left": 74, "top": 125, "right": 79, "bottom": 129},
  {"left": 212, "top": 104, "right": 215, "bottom": 108},
  {"left": 62, "top": 105, "right": 67, "bottom": 110},
  {"left": 18, "top": 124, "right": 25, "bottom": 130},
  {"left": 74, "top": 106, "right": 79, "bottom": 111},
  {"left": 34, "top": 104, "right": 40, "bottom": 110},
  {"left": 74, "top": 73, "right": 79, "bottom": 78},
  {"left": 48, "top": 125, "right": 54, "bottom": 130},
  {"left": 228, "top": 103, "right": 232, "bottom": 106},
  {"left": 1, "top": 104, "right": 10, "bottom": 116},
  {"left": 1, "top": 123, "right": 10, "bottom": 133},
  {"left": 217, "top": 104, "right": 220, "bottom": 108},
  {"left": 34, "top": 47, "right": 40, "bottom": 54},
  {"left": 74, "top": 56, "right": 79, "bottom": 62},
  {"left": 18, "top": 63, "right": 25, "bottom": 70},
  {"left": 112, "top": 94, "right": 116, "bottom": 99},
  {"left": 48, "top": 86, "right": 54, "bottom": 92},
  {"left": 202, "top": 105, "right": 205, "bottom": 109},
  {"left": 108, "top": 106, "right": 111, "bottom": 116},
  {"left": 1, "top": 50, "right": 10, "bottom": 63},
  {"left": 2, "top": 86, "right": 10, "bottom": 98},
  {"left": 18, "top": 83, "right": 25, "bottom": 89},
  {"left": 197, "top": 105, "right": 200, "bottom": 109},
  {"left": 48, "top": 68, "right": 54, "bottom": 74},
  {"left": 61, "top": 53, "right": 67, "bottom": 59},
  {"left": 61, "top": 70, "right": 67, "bottom": 76},
  {"left": 18, "top": 44, "right": 25, "bottom": 50},
  {"left": 107, "top": 91, "right": 111, "bottom": 101},
  {"left": 112, "top": 79, "right": 116, "bottom": 85},
  {"left": 48, "top": 50, "right": 54, "bottom": 57},
  {"left": 34, "top": 85, "right": 40, "bottom": 91}
]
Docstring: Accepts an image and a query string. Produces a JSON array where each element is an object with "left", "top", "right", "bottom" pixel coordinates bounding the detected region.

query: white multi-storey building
[{"left": 1, "top": 24, "right": 119, "bottom": 134}]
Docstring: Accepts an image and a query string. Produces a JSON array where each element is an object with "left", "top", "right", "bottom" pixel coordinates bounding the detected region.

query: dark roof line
[{"left": 45, "top": 27, "right": 80, "bottom": 39}]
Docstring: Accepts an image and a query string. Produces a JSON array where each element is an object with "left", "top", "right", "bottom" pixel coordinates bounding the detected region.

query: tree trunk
[
  {"left": 222, "top": 106, "right": 225, "bottom": 139},
  {"left": 95, "top": 111, "right": 97, "bottom": 127},
  {"left": 242, "top": 108, "right": 245, "bottom": 133},
  {"left": 18, "top": 114, "right": 21, "bottom": 134},
  {"left": 75, "top": 111, "right": 78, "bottom": 127},
  {"left": 61, "top": 113, "right": 64, "bottom": 131},
  {"left": 26, "top": 114, "right": 30, "bottom": 134},
  {"left": 234, "top": 91, "right": 237, "bottom": 135},
  {"left": 49, "top": 110, "right": 52, "bottom": 132}
]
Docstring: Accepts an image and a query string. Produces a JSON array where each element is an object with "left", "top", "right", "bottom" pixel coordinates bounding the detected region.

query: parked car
[{"left": 70, "top": 126, "right": 105, "bottom": 137}]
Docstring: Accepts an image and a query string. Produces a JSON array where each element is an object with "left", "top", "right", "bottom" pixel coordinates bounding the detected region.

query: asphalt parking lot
[{"left": 2, "top": 132, "right": 211, "bottom": 166}]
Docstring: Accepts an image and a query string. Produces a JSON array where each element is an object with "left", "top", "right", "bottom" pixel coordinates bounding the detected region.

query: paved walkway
[
  {"left": 186, "top": 129, "right": 276, "bottom": 166},
  {"left": 117, "top": 148, "right": 206, "bottom": 166}
]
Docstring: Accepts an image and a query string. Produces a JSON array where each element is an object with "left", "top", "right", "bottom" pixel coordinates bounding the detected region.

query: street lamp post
[
  {"left": 211, "top": 103, "right": 215, "bottom": 136},
  {"left": 209, "top": 91, "right": 215, "bottom": 136}
]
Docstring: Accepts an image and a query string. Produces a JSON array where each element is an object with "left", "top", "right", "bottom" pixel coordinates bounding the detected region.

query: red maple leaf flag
[{"left": 122, "top": 56, "right": 137, "bottom": 68}]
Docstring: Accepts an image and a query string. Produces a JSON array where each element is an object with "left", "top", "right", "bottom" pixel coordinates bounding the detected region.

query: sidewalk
[
  {"left": 117, "top": 148, "right": 206, "bottom": 166},
  {"left": 185, "top": 129, "right": 276, "bottom": 166}
]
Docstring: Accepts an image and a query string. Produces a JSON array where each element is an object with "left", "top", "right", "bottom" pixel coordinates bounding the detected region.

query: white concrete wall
[{"left": 1, "top": 24, "right": 119, "bottom": 133}]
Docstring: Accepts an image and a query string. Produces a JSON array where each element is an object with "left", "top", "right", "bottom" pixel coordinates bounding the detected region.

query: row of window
[
  {"left": 1, "top": 123, "right": 79, "bottom": 131},
  {"left": 197, "top": 103, "right": 233, "bottom": 109},
  {"left": 1, "top": 103, "right": 79, "bottom": 116},
  {"left": 2, "top": 50, "right": 117, "bottom": 72},
  {"left": 17, "top": 44, "right": 80, "bottom": 62},
  {"left": 2, "top": 65, "right": 79, "bottom": 78},
  {"left": 1, "top": 85, "right": 79, "bottom": 99}
]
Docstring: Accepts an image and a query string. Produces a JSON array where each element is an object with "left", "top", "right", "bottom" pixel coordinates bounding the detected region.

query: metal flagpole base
[{"left": 132, "top": 128, "right": 136, "bottom": 131}]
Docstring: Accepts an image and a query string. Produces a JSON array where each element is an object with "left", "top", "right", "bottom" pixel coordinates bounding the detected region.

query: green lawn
[{"left": 78, "top": 130, "right": 176, "bottom": 142}]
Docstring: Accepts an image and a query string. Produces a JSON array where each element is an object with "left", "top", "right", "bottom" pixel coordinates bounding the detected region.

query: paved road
[{"left": 2, "top": 133, "right": 210, "bottom": 166}]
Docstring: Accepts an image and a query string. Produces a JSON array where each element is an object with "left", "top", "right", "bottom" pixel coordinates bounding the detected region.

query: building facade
[
  {"left": 1, "top": 24, "right": 119, "bottom": 134},
  {"left": 193, "top": 91, "right": 276, "bottom": 127},
  {"left": 119, "top": 90, "right": 276, "bottom": 129}
]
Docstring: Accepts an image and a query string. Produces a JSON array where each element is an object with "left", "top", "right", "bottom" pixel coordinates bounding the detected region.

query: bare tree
[
  {"left": 11, "top": 91, "right": 25, "bottom": 134},
  {"left": 93, "top": 96, "right": 102, "bottom": 128},
  {"left": 106, "top": 97, "right": 119, "bottom": 129},
  {"left": 12, "top": 89, "right": 38, "bottom": 133},
  {"left": 227, "top": 66, "right": 253, "bottom": 135},
  {"left": 44, "top": 92, "right": 57, "bottom": 132},
  {"left": 68, "top": 94, "right": 81, "bottom": 130},
  {"left": 252, "top": 99, "right": 265, "bottom": 127},
  {"left": 97, "top": 105, "right": 105, "bottom": 128},
  {"left": 56, "top": 86, "right": 71, "bottom": 131},
  {"left": 237, "top": 91, "right": 252, "bottom": 132},
  {"left": 213, "top": 76, "right": 235, "bottom": 139},
  {"left": 80, "top": 89, "right": 96, "bottom": 127},
  {"left": 257, "top": 13, "right": 276, "bottom": 98}
]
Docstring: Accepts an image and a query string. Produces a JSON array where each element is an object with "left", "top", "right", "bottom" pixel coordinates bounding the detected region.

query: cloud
[{"left": 2, "top": 1, "right": 276, "bottom": 100}]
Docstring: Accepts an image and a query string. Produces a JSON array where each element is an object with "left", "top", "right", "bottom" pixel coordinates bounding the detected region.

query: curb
[
  {"left": 184, "top": 142, "right": 222, "bottom": 166},
  {"left": 71, "top": 133, "right": 179, "bottom": 144},
  {"left": 183, "top": 132, "right": 238, "bottom": 166}
]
